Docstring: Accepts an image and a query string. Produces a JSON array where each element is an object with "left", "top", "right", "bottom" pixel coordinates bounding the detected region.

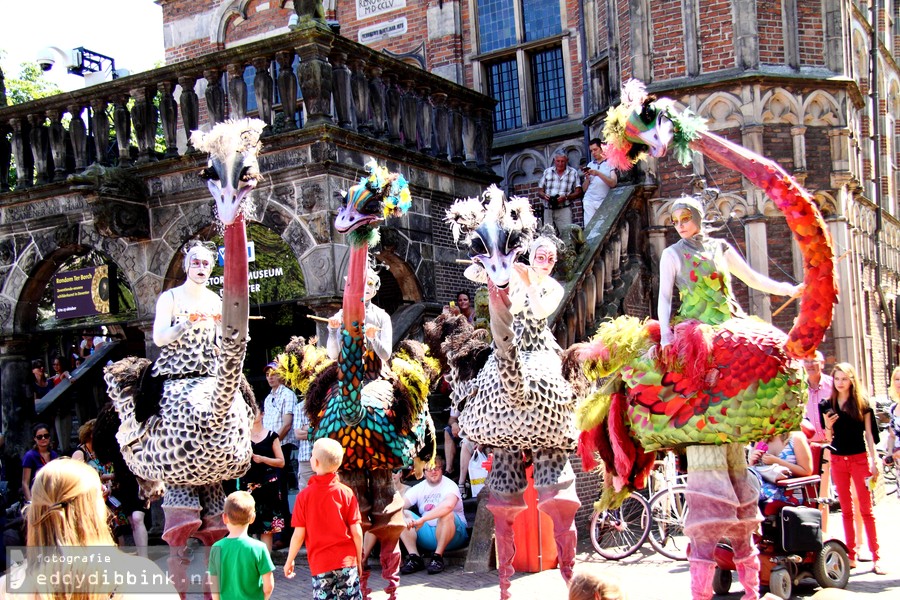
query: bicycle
[
  {"left": 647, "top": 484, "right": 689, "bottom": 560},
  {"left": 589, "top": 491, "right": 651, "bottom": 560}
]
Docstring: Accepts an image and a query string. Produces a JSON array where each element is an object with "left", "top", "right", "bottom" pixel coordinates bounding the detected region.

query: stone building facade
[{"left": 153, "top": 1, "right": 900, "bottom": 392}]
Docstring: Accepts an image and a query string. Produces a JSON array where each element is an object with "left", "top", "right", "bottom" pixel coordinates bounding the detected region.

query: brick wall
[
  {"left": 757, "top": 0, "right": 784, "bottom": 65},
  {"left": 650, "top": 0, "right": 687, "bottom": 80},
  {"left": 698, "top": 0, "right": 735, "bottom": 72},
  {"left": 797, "top": 0, "right": 826, "bottom": 67},
  {"left": 616, "top": 0, "right": 632, "bottom": 81}
]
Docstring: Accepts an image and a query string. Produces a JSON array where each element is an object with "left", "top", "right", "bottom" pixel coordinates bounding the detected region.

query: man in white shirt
[
  {"left": 263, "top": 361, "right": 297, "bottom": 544},
  {"left": 581, "top": 138, "right": 618, "bottom": 228},
  {"left": 398, "top": 457, "right": 468, "bottom": 575}
]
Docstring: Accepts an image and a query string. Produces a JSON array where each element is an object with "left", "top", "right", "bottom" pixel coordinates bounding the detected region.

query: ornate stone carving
[
  {"left": 68, "top": 164, "right": 150, "bottom": 239},
  {"left": 276, "top": 52, "right": 299, "bottom": 130},
  {"left": 204, "top": 70, "right": 226, "bottom": 125},
  {"left": 417, "top": 86, "right": 433, "bottom": 153},
  {"left": 448, "top": 98, "right": 464, "bottom": 162},
  {"left": 252, "top": 57, "right": 274, "bottom": 129},
  {"left": 331, "top": 52, "right": 353, "bottom": 129},
  {"left": 48, "top": 112, "right": 67, "bottom": 181},
  {"left": 158, "top": 81, "right": 179, "bottom": 158},
  {"left": 300, "top": 182, "right": 324, "bottom": 212},
  {"left": 432, "top": 92, "right": 448, "bottom": 159},
  {"left": 28, "top": 113, "right": 51, "bottom": 184},
  {"left": 385, "top": 73, "right": 401, "bottom": 143},
  {"left": 400, "top": 81, "right": 418, "bottom": 149},
  {"left": 351, "top": 59, "right": 371, "bottom": 134},
  {"left": 131, "top": 87, "right": 158, "bottom": 164},
  {"left": 67, "top": 104, "right": 89, "bottom": 170},
  {"left": 178, "top": 76, "right": 200, "bottom": 153},
  {"left": 112, "top": 95, "right": 132, "bottom": 166},
  {"left": 368, "top": 66, "right": 386, "bottom": 139},
  {"left": 227, "top": 63, "right": 248, "bottom": 120},
  {"left": 9, "top": 117, "right": 33, "bottom": 189},
  {"left": 90, "top": 98, "right": 111, "bottom": 165},
  {"left": 297, "top": 40, "right": 334, "bottom": 127}
]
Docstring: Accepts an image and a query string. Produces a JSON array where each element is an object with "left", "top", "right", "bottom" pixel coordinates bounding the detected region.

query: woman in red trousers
[{"left": 821, "top": 362, "right": 885, "bottom": 575}]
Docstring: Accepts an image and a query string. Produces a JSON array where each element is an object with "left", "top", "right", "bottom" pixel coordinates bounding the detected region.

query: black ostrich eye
[
  {"left": 199, "top": 167, "right": 219, "bottom": 181},
  {"left": 239, "top": 166, "right": 253, "bottom": 181},
  {"left": 360, "top": 197, "right": 382, "bottom": 216},
  {"left": 504, "top": 230, "right": 522, "bottom": 255},
  {"left": 470, "top": 234, "right": 487, "bottom": 257}
]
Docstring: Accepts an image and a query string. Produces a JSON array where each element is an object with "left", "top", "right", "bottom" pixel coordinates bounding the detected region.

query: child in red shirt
[{"left": 284, "top": 438, "right": 364, "bottom": 598}]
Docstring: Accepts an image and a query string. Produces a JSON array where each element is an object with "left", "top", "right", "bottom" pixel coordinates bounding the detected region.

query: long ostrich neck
[
  {"left": 488, "top": 281, "right": 523, "bottom": 402},
  {"left": 689, "top": 130, "right": 836, "bottom": 358},
  {"left": 214, "top": 214, "right": 249, "bottom": 419},
  {"left": 337, "top": 242, "right": 368, "bottom": 425}
]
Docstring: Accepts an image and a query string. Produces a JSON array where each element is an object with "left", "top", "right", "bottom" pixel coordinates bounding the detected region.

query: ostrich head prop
[
  {"left": 336, "top": 160, "right": 411, "bottom": 247},
  {"left": 446, "top": 184, "right": 537, "bottom": 288},
  {"left": 190, "top": 118, "right": 266, "bottom": 225},
  {"left": 602, "top": 80, "right": 706, "bottom": 171}
]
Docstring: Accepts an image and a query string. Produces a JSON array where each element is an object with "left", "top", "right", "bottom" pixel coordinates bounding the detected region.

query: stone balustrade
[
  {"left": 550, "top": 186, "right": 651, "bottom": 348},
  {"left": 0, "top": 20, "right": 495, "bottom": 193}
]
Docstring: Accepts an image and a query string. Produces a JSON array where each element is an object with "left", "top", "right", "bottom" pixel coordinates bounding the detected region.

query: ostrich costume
[
  {"left": 570, "top": 82, "right": 836, "bottom": 600},
  {"left": 274, "top": 162, "right": 437, "bottom": 600},
  {"left": 442, "top": 186, "right": 579, "bottom": 599},
  {"left": 104, "top": 119, "right": 264, "bottom": 548}
]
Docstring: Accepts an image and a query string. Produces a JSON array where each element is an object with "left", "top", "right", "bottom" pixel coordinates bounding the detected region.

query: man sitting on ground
[{"left": 398, "top": 457, "right": 468, "bottom": 575}]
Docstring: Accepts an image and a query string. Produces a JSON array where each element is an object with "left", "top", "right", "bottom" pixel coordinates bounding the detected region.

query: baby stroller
[{"left": 713, "top": 443, "right": 850, "bottom": 599}]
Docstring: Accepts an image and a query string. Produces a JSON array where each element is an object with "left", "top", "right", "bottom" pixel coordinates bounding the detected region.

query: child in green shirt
[{"left": 208, "top": 491, "right": 276, "bottom": 600}]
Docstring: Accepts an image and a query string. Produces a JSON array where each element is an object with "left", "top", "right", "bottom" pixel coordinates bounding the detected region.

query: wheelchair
[{"left": 712, "top": 443, "right": 850, "bottom": 599}]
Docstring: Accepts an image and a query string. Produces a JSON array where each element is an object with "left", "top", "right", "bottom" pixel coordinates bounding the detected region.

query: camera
[{"left": 35, "top": 48, "right": 56, "bottom": 72}]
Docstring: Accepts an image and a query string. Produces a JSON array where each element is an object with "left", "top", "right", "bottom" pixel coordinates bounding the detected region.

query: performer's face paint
[
  {"left": 532, "top": 245, "right": 558, "bottom": 278},
  {"left": 186, "top": 250, "right": 214, "bottom": 286},
  {"left": 672, "top": 208, "right": 700, "bottom": 239}
]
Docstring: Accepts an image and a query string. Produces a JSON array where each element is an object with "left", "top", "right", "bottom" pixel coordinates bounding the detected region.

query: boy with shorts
[
  {"left": 284, "top": 438, "right": 364, "bottom": 598},
  {"left": 208, "top": 491, "right": 275, "bottom": 600}
]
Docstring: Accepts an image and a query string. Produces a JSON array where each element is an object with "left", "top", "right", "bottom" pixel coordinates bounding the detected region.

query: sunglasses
[
  {"left": 34, "top": 433, "right": 51, "bottom": 440},
  {"left": 425, "top": 466, "right": 443, "bottom": 472}
]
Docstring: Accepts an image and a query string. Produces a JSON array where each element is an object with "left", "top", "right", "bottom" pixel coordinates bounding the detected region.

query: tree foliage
[{"left": 1, "top": 51, "right": 62, "bottom": 105}]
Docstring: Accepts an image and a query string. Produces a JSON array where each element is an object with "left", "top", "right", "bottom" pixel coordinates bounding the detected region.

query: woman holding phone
[{"left": 820, "top": 363, "right": 884, "bottom": 574}]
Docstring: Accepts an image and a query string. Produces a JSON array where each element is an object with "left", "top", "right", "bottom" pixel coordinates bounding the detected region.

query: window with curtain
[{"left": 476, "top": 0, "right": 567, "bottom": 132}]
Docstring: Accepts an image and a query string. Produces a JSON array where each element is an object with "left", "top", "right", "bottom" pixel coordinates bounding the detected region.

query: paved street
[{"left": 264, "top": 493, "right": 900, "bottom": 600}]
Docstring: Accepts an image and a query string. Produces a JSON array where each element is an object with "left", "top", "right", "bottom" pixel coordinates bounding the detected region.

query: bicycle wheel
[
  {"left": 589, "top": 492, "right": 650, "bottom": 560},
  {"left": 648, "top": 485, "right": 690, "bottom": 561}
]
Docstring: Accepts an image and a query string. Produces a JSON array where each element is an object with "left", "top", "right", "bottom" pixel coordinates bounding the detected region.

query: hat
[{"left": 264, "top": 361, "right": 278, "bottom": 373}]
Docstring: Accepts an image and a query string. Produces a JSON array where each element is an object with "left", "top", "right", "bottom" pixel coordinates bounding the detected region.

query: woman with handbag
[{"left": 821, "top": 362, "right": 884, "bottom": 574}]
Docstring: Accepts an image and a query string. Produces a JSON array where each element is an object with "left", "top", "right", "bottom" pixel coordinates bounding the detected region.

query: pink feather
[{"left": 608, "top": 392, "right": 636, "bottom": 484}]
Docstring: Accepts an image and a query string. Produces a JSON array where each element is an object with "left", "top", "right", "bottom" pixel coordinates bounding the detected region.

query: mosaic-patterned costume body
[
  {"left": 104, "top": 119, "right": 264, "bottom": 553},
  {"left": 573, "top": 83, "right": 837, "bottom": 600},
  {"left": 445, "top": 188, "right": 579, "bottom": 599},
  {"left": 151, "top": 288, "right": 220, "bottom": 378},
  {"left": 277, "top": 164, "right": 436, "bottom": 600}
]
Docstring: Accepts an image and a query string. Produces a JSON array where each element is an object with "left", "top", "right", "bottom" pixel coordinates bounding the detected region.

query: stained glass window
[
  {"left": 478, "top": 0, "right": 516, "bottom": 54},
  {"left": 523, "top": 0, "right": 561, "bottom": 41}
]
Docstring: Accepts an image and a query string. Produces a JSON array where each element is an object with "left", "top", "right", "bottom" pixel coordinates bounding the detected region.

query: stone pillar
[
  {"left": 48, "top": 111, "right": 67, "bottom": 181},
  {"left": 253, "top": 57, "right": 274, "bottom": 130},
  {"left": 828, "top": 215, "right": 862, "bottom": 365},
  {"left": 67, "top": 104, "right": 89, "bottom": 170},
  {"left": 432, "top": 92, "right": 448, "bottom": 159},
  {"left": 90, "top": 98, "right": 110, "bottom": 166},
  {"left": 400, "top": 80, "right": 418, "bottom": 149},
  {"left": 227, "top": 63, "right": 248, "bottom": 120},
  {"left": 178, "top": 76, "right": 200, "bottom": 153},
  {"left": 351, "top": 59, "right": 371, "bottom": 134},
  {"left": 368, "top": 66, "right": 386, "bottom": 139},
  {"left": 418, "top": 86, "right": 434, "bottom": 154},
  {"left": 28, "top": 113, "right": 51, "bottom": 184},
  {"left": 112, "top": 95, "right": 132, "bottom": 166},
  {"left": 0, "top": 123, "right": 10, "bottom": 192},
  {"left": 276, "top": 52, "right": 299, "bottom": 131},
  {"left": 476, "top": 107, "right": 493, "bottom": 169},
  {"left": 385, "top": 72, "right": 402, "bottom": 144},
  {"left": 158, "top": 81, "right": 180, "bottom": 158},
  {"left": 448, "top": 98, "right": 464, "bottom": 162},
  {"left": 829, "top": 127, "right": 851, "bottom": 185},
  {"left": 1, "top": 337, "right": 35, "bottom": 458},
  {"left": 9, "top": 117, "right": 33, "bottom": 188},
  {"left": 204, "top": 70, "right": 226, "bottom": 125},
  {"left": 331, "top": 51, "right": 353, "bottom": 129},
  {"left": 462, "top": 107, "right": 476, "bottom": 167},
  {"left": 297, "top": 40, "right": 334, "bottom": 127},
  {"left": 743, "top": 216, "right": 771, "bottom": 320},
  {"left": 131, "top": 87, "right": 158, "bottom": 164},
  {"left": 734, "top": 0, "right": 760, "bottom": 70},
  {"left": 790, "top": 125, "right": 807, "bottom": 186}
]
